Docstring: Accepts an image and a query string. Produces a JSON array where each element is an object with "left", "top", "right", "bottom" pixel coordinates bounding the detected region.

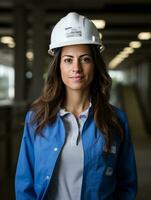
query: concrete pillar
[
  {"left": 14, "top": 5, "right": 27, "bottom": 102},
  {"left": 29, "top": 4, "right": 45, "bottom": 101}
]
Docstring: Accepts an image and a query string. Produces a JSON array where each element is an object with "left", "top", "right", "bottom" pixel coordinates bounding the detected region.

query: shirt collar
[{"left": 59, "top": 101, "right": 92, "bottom": 117}]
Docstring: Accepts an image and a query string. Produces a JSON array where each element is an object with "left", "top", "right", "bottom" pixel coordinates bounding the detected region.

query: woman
[{"left": 15, "top": 12, "right": 137, "bottom": 200}]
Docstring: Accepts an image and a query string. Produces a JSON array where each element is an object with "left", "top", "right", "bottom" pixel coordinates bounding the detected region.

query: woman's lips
[{"left": 70, "top": 76, "right": 84, "bottom": 81}]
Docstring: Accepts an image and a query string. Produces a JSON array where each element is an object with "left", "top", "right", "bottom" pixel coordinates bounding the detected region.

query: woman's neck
[{"left": 63, "top": 90, "right": 90, "bottom": 116}]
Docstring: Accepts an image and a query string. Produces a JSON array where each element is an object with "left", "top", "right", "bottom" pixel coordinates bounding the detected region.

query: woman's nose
[{"left": 72, "top": 60, "right": 82, "bottom": 72}]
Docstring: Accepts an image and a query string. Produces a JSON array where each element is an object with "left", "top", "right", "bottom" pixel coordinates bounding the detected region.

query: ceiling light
[
  {"left": 99, "top": 33, "right": 103, "bottom": 39},
  {"left": 0, "top": 36, "right": 14, "bottom": 44},
  {"left": 26, "top": 51, "right": 34, "bottom": 61},
  {"left": 129, "top": 41, "right": 141, "bottom": 48},
  {"left": 8, "top": 43, "right": 15, "bottom": 48},
  {"left": 138, "top": 32, "right": 151, "bottom": 40},
  {"left": 108, "top": 57, "right": 123, "bottom": 69},
  {"left": 92, "top": 20, "right": 106, "bottom": 29},
  {"left": 123, "top": 47, "right": 134, "bottom": 54},
  {"left": 0, "top": 36, "right": 16, "bottom": 49},
  {"left": 118, "top": 52, "right": 129, "bottom": 59},
  {"left": 25, "top": 71, "right": 33, "bottom": 79}
]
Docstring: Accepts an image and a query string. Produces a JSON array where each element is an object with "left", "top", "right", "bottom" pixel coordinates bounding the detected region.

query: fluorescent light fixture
[
  {"left": 123, "top": 47, "right": 134, "bottom": 54},
  {"left": 108, "top": 56, "right": 124, "bottom": 69},
  {"left": 118, "top": 52, "right": 129, "bottom": 59},
  {"left": 99, "top": 33, "right": 103, "bottom": 39},
  {"left": 0, "top": 36, "right": 15, "bottom": 48},
  {"left": 138, "top": 32, "right": 151, "bottom": 40},
  {"left": 108, "top": 45, "right": 135, "bottom": 69},
  {"left": 129, "top": 41, "right": 141, "bottom": 48},
  {"left": 92, "top": 20, "right": 106, "bottom": 29},
  {"left": 8, "top": 43, "right": 15, "bottom": 48},
  {"left": 0, "top": 36, "right": 14, "bottom": 44}
]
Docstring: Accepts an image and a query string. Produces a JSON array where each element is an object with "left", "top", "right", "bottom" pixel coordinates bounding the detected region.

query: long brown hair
[{"left": 31, "top": 45, "right": 123, "bottom": 152}]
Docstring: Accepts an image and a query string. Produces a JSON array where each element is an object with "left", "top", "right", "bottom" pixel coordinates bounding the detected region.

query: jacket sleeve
[
  {"left": 114, "top": 110, "right": 138, "bottom": 200},
  {"left": 15, "top": 111, "right": 37, "bottom": 200}
]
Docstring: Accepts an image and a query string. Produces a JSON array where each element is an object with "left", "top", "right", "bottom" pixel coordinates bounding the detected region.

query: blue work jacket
[{"left": 15, "top": 107, "right": 137, "bottom": 200}]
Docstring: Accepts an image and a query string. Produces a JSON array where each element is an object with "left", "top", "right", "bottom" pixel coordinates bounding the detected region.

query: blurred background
[{"left": 0, "top": 0, "right": 151, "bottom": 199}]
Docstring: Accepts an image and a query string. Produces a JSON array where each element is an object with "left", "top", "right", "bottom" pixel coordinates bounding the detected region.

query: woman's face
[{"left": 60, "top": 44, "right": 94, "bottom": 92}]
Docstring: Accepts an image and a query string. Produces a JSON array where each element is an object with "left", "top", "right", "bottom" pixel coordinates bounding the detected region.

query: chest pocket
[
  {"left": 93, "top": 142, "right": 120, "bottom": 173},
  {"left": 103, "top": 143, "right": 118, "bottom": 168}
]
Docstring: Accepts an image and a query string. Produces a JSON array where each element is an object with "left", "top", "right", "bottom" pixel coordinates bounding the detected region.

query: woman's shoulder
[
  {"left": 24, "top": 110, "right": 38, "bottom": 130},
  {"left": 25, "top": 110, "right": 35, "bottom": 123}
]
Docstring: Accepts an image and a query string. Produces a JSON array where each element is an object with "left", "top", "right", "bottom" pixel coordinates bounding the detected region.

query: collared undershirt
[{"left": 44, "top": 103, "right": 91, "bottom": 200}]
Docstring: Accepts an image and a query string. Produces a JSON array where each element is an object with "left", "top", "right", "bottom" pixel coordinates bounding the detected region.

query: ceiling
[{"left": 0, "top": 0, "right": 151, "bottom": 69}]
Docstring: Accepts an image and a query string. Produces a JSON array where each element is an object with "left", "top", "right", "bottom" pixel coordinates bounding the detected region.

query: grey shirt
[{"left": 45, "top": 104, "right": 91, "bottom": 200}]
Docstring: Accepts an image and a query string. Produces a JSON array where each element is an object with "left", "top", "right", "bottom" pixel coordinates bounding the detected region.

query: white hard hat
[{"left": 48, "top": 12, "right": 103, "bottom": 55}]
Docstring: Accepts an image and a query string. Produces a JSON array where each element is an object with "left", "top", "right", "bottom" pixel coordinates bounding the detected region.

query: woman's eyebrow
[
  {"left": 62, "top": 54, "right": 91, "bottom": 58},
  {"left": 79, "top": 54, "right": 91, "bottom": 58},
  {"left": 62, "top": 55, "right": 73, "bottom": 58}
]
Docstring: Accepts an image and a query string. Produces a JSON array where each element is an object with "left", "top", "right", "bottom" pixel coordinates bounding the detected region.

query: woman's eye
[
  {"left": 81, "top": 57, "right": 92, "bottom": 64},
  {"left": 64, "top": 58, "right": 72, "bottom": 64}
]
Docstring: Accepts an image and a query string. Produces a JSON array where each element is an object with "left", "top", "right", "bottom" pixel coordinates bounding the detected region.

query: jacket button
[
  {"left": 54, "top": 147, "right": 58, "bottom": 151},
  {"left": 45, "top": 176, "right": 50, "bottom": 180}
]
